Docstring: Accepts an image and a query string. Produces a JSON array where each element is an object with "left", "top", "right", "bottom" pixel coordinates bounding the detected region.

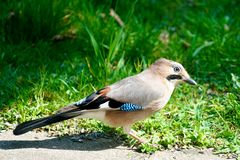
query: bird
[{"left": 13, "top": 58, "right": 197, "bottom": 144}]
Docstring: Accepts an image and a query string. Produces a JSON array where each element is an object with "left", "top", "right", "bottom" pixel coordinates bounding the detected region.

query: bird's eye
[{"left": 173, "top": 66, "right": 180, "bottom": 72}]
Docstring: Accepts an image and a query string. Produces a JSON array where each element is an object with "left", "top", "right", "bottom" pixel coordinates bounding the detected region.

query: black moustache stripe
[{"left": 167, "top": 74, "right": 182, "bottom": 81}]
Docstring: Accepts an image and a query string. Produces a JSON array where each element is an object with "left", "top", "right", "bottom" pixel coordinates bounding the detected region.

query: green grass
[{"left": 0, "top": 0, "right": 240, "bottom": 155}]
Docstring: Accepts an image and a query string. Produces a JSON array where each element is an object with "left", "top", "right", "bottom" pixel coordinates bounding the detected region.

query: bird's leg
[
  {"left": 123, "top": 126, "right": 147, "bottom": 144},
  {"left": 123, "top": 126, "right": 160, "bottom": 149},
  {"left": 129, "top": 129, "right": 147, "bottom": 144}
]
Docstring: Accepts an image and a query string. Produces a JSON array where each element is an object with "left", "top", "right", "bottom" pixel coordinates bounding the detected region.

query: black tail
[
  {"left": 13, "top": 88, "right": 109, "bottom": 135},
  {"left": 13, "top": 110, "right": 81, "bottom": 135}
]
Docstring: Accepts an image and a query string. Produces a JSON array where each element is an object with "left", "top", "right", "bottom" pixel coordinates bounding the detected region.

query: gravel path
[{"left": 0, "top": 131, "right": 235, "bottom": 160}]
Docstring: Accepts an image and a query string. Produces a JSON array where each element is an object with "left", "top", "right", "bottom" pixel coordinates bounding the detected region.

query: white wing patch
[{"left": 99, "top": 101, "right": 110, "bottom": 109}]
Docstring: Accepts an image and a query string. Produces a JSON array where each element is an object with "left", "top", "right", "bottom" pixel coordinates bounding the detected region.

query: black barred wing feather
[
  {"left": 56, "top": 88, "right": 110, "bottom": 113},
  {"left": 57, "top": 87, "right": 143, "bottom": 114}
]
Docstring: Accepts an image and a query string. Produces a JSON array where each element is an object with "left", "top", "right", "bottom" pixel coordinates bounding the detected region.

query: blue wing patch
[{"left": 120, "top": 103, "right": 143, "bottom": 112}]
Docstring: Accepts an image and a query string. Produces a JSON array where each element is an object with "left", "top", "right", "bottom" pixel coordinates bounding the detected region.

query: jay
[{"left": 13, "top": 58, "right": 197, "bottom": 143}]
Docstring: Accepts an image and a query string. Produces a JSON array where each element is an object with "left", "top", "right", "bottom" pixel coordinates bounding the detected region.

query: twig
[{"left": 109, "top": 8, "right": 124, "bottom": 27}]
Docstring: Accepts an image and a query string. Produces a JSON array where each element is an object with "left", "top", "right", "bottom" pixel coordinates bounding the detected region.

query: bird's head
[{"left": 151, "top": 58, "right": 197, "bottom": 86}]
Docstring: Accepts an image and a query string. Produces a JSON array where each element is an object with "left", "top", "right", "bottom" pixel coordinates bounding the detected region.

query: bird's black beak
[{"left": 184, "top": 78, "right": 197, "bottom": 85}]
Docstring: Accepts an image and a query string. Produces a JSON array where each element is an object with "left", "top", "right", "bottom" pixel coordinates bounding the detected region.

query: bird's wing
[
  {"left": 107, "top": 75, "right": 163, "bottom": 107},
  {"left": 57, "top": 75, "right": 162, "bottom": 114},
  {"left": 56, "top": 87, "right": 111, "bottom": 113}
]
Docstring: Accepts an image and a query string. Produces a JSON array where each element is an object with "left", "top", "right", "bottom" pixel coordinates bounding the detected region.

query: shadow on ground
[{"left": 0, "top": 131, "right": 123, "bottom": 151}]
